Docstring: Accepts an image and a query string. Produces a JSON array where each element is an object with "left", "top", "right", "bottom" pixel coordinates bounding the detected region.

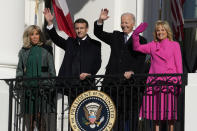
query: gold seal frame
[{"left": 69, "top": 90, "right": 116, "bottom": 131}]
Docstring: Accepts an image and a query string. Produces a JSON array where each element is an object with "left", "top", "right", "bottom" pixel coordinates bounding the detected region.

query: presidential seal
[{"left": 69, "top": 90, "right": 116, "bottom": 131}]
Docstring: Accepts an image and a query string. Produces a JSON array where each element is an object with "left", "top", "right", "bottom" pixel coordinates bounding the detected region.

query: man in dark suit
[
  {"left": 43, "top": 8, "right": 101, "bottom": 104},
  {"left": 44, "top": 8, "right": 101, "bottom": 79},
  {"left": 94, "top": 9, "right": 147, "bottom": 131}
]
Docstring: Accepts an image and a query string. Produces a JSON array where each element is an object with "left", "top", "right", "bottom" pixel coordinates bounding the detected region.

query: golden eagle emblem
[{"left": 83, "top": 102, "right": 104, "bottom": 128}]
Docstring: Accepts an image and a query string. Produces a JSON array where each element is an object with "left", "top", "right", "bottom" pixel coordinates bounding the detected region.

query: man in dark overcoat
[
  {"left": 44, "top": 8, "right": 101, "bottom": 79},
  {"left": 43, "top": 8, "right": 101, "bottom": 105},
  {"left": 94, "top": 8, "right": 147, "bottom": 131}
]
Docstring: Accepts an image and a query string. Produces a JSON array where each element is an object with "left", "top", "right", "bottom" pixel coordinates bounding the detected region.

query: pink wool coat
[
  {"left": 132, "top": 36, "right": 183, "bottom": 120},
  {"left": 133, "top": 37, "right": 182, "bottom": 74}
]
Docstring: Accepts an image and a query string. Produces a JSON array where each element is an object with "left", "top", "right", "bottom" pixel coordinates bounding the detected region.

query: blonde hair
[
  {"left": 23, "top": 25, "right": 45, "bottom": 48},
  {"left": 153, "top": 20, "right": 173, "bottom": 41}
]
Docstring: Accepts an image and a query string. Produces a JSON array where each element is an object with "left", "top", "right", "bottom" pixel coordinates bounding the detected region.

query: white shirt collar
[
  {"left": 81, "top": 35, "right": 87, "bottom": 40},
  {"left": 78, "top": 35, "right": 87, "bottom": 45}
]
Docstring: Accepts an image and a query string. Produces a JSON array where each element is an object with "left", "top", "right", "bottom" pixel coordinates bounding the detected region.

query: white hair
[{"left": 121, "top": 12, "right": 135, "bottom": 24}]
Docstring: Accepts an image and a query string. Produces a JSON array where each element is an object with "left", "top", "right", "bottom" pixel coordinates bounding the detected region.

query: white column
[
  {"left": 25, "top": 0, "right": 45, "bottom": 27},
  {"left": 0, "top": 0, "right": 25, "bottom": 130},
  {"left": 0, "top": 0, "right": 25, "bottom": 67},
  {"left": 185, "top": 73, "right": 197, "bottom": 130}
]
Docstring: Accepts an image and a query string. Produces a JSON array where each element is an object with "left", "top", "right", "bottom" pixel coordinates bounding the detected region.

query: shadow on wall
[
  {"left": 142, "top": 0, "right": 160, "bottom": 42},
  {"left": 142, "top": 0, "right": 173, "bottom": 42},
  {"left": 44, "top": 0, "right": 95, "bottom": 38},
  {"left": 67, "top": 0, "right": 96, "bottom": 20},
  {"left": 45, "top": 0, "right": 95, "bottom": 21},
  {"left": 183, "top": 28, "right": 197, "bottom": 73},
  {"left": 183, "top": 0, "right": 197, "bottom": 19}
]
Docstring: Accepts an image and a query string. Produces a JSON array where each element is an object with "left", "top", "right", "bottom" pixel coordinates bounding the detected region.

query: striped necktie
[{"left": 124, "top": 34, "right": 128, "bottom": 43}]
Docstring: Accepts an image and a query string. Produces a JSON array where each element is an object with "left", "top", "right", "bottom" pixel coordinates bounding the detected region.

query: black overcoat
[
  {"left": 47, "top": 27, "right": 101, "bottom": 77},
  {"left": 94, "top": 21, "right": 147, "bottom": 75}
]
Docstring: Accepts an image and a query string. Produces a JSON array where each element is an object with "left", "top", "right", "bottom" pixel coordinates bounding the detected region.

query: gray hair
[{"left": 121, "top": 12, "right": 135, "bottom": 24}]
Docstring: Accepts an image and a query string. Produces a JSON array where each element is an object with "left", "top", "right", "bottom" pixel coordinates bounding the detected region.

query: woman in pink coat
[{"left": 132, "top": 20, "right": 183, "bottom": 131}]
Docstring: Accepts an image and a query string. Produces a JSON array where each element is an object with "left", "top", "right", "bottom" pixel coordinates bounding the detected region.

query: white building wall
[
  {"left": 0, "top": 0, "right": 196, "bottom": 130},
  {"left": 0, "top": 0, "right": 25, "bottom": 130},
  {"left": 185, "top": 73, "right": 197, "bottom": 131},
  {"left": 0, "top": 0, "right": 25, "bottom": 78},
  {"left": 0, "top": 0, "right": 25, "bottom": 66},
  {"left": 54, "top": 0, "right": 160, "bottom": 74},
  {"left": 24, "top": 0, "right": 45, "bottom": 27},
  {"left": 56, "top": 0, "right": 143, "bottom": 75}
]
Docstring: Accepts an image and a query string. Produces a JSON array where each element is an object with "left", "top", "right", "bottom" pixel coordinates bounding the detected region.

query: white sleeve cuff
[
  {"left": 46, "top": 24, "right": 54, "bottom": 30},
  {"left": 97, "top": 20, "right": 103, "bottom": 25}
]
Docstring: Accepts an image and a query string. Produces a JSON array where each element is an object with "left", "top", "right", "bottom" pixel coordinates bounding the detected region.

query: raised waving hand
[
  {"left": 43, "top": 8, "right": 54, "bottom": 26},
  {"left": 98, "top": 8, "right": 109, "bottom": 23},
  {"left": 133, "top": 22, "right": 148, "bottom": 36}
]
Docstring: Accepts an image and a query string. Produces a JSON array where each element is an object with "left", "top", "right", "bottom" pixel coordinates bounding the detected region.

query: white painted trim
[{"left": 0, "top": 65, "right": 16, "bottom": 69}]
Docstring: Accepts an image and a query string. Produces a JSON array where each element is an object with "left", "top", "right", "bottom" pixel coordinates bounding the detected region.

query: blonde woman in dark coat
[{"left": 16, "top": 25, "right": 56, "bottom": 131}]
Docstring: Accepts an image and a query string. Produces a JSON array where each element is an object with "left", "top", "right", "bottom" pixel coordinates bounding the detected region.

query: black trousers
[
  {"left": 102, "top": 78, "right": 144, "bottom": 131},
  {"left": 56, "top": 78, "right": 96, "bottom": 106}
]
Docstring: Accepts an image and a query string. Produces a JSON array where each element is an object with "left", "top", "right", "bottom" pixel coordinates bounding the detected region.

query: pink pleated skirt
[{"left": 139, "top": 90, "right": 178, "bottom": 120}]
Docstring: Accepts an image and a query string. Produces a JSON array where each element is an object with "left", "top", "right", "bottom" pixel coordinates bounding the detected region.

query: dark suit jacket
[
  {"left": 47, "top": 27, "right": 101, "bottom": 77},
  {"left": 94, "top": 21, "right": 147, "bottom": 75}
]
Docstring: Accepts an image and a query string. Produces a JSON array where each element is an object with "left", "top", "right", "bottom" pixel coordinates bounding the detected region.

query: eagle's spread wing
[
  {"left": 83, "top": 106, "right": 89, "bottom": 120},
  {"left": 96, "top": 106, "right": 102, "bottom": 120}
]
